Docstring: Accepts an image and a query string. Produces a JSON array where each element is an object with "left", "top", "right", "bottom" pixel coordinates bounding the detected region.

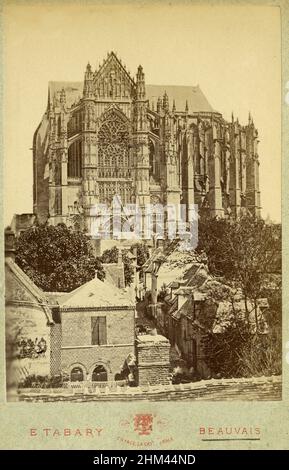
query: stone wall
[
  {"left": 136, "top": 334, "right": 170, "bottom": 386},
  {"left": 18, "top": 375, "right": 282, "bottom": 402}
]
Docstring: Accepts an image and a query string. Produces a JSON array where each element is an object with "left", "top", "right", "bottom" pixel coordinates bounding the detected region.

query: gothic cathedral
[{"left": 33, "top": 52, "right": 261, "bottom": 235}]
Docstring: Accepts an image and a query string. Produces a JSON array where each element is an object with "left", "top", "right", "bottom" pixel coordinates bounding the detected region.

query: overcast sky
[{"left": 2, "top": 2, "right": 281, "bottom": 224}]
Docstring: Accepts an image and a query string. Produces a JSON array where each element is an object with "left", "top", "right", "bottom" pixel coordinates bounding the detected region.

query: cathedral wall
[
  {"left": 66, "top": 184, "right": 82, "bottom": 215},
  {"left": 33, "top": 114, "right": 50, "bottom": 224},
  {"left": 94, "top": 102, "right": 132, "bottom": 121},
  {"left": 35, "top": 55, "right": 261, "bottom": 228}
]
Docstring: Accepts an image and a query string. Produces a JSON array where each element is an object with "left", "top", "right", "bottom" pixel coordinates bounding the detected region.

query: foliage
[
  {"left": 203, "top": 280, "right": 282, "bottom": 378},
  {"left": 18, "top": 374, "right": 66, "bottom": 389},
  {"left": 130, "top": 242, "right": 150, "bottom": 266},
  {"left": 196, "top": 214, "right": 282, "bottom": 378},
  {"left": 100, "top": 246, "right": 134, "bottom": 286},
  {"left": 197, "top": 214, "right": 281, "bottom": 301},
  {"left": 206, "top": 318, "right": 281, "bottom": 378},
  {"left": 15, "top": 223, "right": 105, "bottom": 292}
]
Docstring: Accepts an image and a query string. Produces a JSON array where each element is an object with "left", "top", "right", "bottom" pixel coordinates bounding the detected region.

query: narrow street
[{"left": 135, "top": 299, "right": 186, "bottom": 373}]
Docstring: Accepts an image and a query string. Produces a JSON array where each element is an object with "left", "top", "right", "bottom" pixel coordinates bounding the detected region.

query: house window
[
  {"left": 92, "top": 365, "right": 108, "bottom": 382},
  {"left": 91, "top": 317, "right": 107, "bottom": 345}
]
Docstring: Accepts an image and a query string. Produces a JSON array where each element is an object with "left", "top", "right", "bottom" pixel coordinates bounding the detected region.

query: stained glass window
[
  {"left": 98, "top": 110, "right": 129, "bottom": 170},
  {"left": 68, "top": 140, "right": 82, "bottom": 178}
]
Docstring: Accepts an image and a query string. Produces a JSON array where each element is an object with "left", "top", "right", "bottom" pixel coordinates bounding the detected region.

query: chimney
[{"left": 5, "top": 227, "right": 16, "bottom": 260}]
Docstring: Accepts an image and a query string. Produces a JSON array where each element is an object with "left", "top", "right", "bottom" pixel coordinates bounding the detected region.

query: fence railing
[{"left": 63, "top": 380, "right": 127, "bottom": 391}]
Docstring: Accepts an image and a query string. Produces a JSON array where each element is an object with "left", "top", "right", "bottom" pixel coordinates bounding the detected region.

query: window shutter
[
  {"left": 91, "top": 317, "right": 107, "bottom": 345},
  {"left": 99, "top": 317, "right": 107, "bottom": 345},
  {"left": 91, "top": 317, "right": 99, "bottom": 345}
]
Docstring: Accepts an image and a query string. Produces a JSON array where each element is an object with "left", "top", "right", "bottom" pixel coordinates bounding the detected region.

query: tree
[
  {"left": 197, "top": 214, "right": 281, "bottom": 327},
  {"left": 15, "top": 223, "right": 105, "bottom": 292},
  {"left": 130, "top": 242, "right": 150, "bottom": 266},
  {"left": 196, "top": 214, "right": 281, "bottom": 378},
  {"left": 100, "top": 246, "right": 134, "bottom": 286},
  {"left": 206, "top": 316, "right": 281, "bottom": 378}
]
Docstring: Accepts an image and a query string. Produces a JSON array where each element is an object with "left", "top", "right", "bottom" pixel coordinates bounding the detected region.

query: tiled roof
[
  {"left": 58, "top": 276, "right": 134, "bottom": 309},
  {"left": 146, "top": 84, "right": 215, "bottom": 113},
  {"left": 48, "top": 82, "right": 215, "bottom": 113},
  {"left": 186, "top": 265, "right": 209, "bottom": 288}
]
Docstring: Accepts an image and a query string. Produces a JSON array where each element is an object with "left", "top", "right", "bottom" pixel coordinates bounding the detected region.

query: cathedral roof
[
  {"left": 48, "top": 81, "right": 215, "bottom": 113},
  {"left": 49, "top": 82, "right": 83, "bottom": 108},
  {"left": 146, "top": 84, "right": 214, "bottom": 113}
]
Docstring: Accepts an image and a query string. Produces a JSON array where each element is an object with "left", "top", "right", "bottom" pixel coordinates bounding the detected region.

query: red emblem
[{"left": 134, "top": 414, "right": 153, "bottom": 436}]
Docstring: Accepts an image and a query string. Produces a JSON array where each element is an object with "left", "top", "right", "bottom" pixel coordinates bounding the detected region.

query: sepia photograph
[{"left": 1, "top": 0, "right": 287, "bottom": 453}]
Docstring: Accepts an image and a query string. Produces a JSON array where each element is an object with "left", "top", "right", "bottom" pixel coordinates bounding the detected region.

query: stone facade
[
  {"left": 53, "top": 275, "right": 136, "bottom": 382},
  {"left": 136, "top": 334, "right": 170, "bottom": 386},
  {"left": 5, "top": 234, "right": 136, "bottom": 386},
  {"left": 59, "top": 307, "right": 135, "bottom": 380},
  {"left": 5, "top": 258, "right": 54, "bottom": 388},
  {"left": 33, "top": 52, "right": 261, "bottom": 235}
]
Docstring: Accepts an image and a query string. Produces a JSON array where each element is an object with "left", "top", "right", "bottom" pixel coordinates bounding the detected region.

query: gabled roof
[
  {"left": 156, "top": 251, "right": 197, "bottom": 287},
  {"left": 5, "top": 258, "right": 53, "bottom": 324},
  {"left": 58, "top": 276, "right": 134, "bottom": 310},
  {"left": 175, "top": 293, "right": 216, "bottom": 330},
  {"left": 94, "top": 51, "right": 135, "bottom": 87},
  {"left": 186, "top": 265, "right": 209, "bottom": 288}
]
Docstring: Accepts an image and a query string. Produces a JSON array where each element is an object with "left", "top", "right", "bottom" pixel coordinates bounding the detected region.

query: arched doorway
[
  {"left": 70, "top": 367, "right": 84, "bottom": 382},
  {"left": 92, "top": 365, "right": 108, "bottom": 382}
]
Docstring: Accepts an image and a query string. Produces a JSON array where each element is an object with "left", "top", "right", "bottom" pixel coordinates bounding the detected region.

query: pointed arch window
[{"left": 68, "top": 140, "right": 82, "bottom": 178}]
